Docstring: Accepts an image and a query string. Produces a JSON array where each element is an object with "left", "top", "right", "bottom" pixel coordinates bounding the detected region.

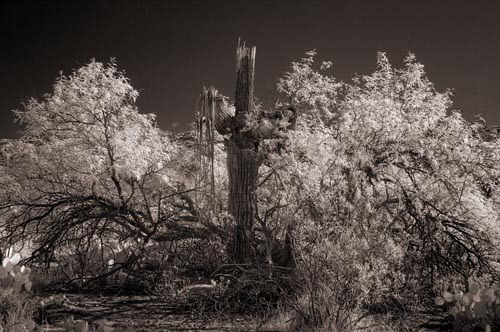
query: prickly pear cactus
[
  {"left": 435, "top": 276, "right": 500, "bottom": 332},
  {"left": 0, "top": 247, "right": 32, "bottom": 292},
  {"left": 0, "top": 247, "right": 35, "bottom": 332}
]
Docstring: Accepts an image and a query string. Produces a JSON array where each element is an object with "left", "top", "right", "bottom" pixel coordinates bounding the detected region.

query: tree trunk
[{"left": 227, "top": 41, "right": 259, "bottom": 263}]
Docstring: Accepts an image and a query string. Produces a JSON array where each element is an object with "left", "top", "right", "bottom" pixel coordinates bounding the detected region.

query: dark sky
[{"left": 1, "top": 0, "right": 499, "bottom": 138}]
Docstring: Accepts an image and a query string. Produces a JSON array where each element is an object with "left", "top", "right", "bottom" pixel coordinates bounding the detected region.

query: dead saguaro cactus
[
  {"left": 195, "top": 87, "right": 236, "bottom": 198},
  {"left": 197, "top": 40, "right": 296, "bottom": 264},
  {"left": 227, "top": 40, "right": 260, "bottom": 263}
]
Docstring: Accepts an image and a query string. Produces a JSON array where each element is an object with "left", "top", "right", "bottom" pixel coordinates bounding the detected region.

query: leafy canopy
[
  {"left": 0, "top": 60, "right": 197, "bottom": 266},
  {"left": 270, "top": 51, "right": 500, "bottom": 287}
]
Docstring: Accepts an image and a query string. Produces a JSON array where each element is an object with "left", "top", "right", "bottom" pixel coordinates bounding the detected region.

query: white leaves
[
  {"left": 277, "top": 50, "right": 341, "bottom": 113},
  {"left": 320, "top": 61, "right": 332, "bottom": 70},
  {"left": 4, "top": 59, "right": 177, "bottom": 222},
  {"left": 272, "top": 50, "right": 500, "bottom": 302},
  {"left": 15, "top": 60, "right": 139, "bottom": 143}
]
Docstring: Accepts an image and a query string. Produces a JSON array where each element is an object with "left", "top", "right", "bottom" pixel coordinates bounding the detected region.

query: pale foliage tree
[
  {"left": 0, "top": 60, "right": 207, "bottom": 270},
  {"left": 270, "top": 51, "right": 500, "bottom": 294}
]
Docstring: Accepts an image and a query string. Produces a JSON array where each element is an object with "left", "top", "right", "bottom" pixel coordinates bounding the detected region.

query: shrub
[
  {"left": 286, "top": 223, "right": 406, "bottom": 331},
  {"left": 0, "top": 288, "right": 36, "bottom": 332}
]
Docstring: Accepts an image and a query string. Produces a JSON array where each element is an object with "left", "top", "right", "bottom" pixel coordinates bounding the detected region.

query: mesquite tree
[
  {"left": 0, "top": 60, "right": 208, "bottom": 270},
  {"left": 273, "top": 51, "right": 500, "bottom": 286}
]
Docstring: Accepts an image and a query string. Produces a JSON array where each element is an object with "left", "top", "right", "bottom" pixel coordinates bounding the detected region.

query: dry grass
[{"left": 0, "top": 288, "right": 37, "bottom": 331}]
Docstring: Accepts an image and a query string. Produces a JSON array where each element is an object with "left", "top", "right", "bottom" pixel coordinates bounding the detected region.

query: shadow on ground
[{"left": 35, "top": 293, "right": 452, "bottom": 332}]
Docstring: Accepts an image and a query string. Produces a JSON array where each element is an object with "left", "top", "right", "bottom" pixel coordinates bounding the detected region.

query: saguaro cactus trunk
[
  {"left": 227, "top": 141, "right": 260, "bottom": 263},
  {"left": 227, "top": 41, "right": 260, "bottom": 263},
  {"left": 197, "top": 40, "right": 296, "bottom": 264}
]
